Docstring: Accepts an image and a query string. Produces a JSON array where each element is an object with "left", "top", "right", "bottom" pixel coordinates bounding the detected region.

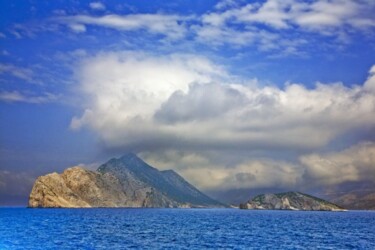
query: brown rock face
[
  {"left": 28, "top": 167, "right": 180, "bottom": 208},
  {"left": 28, "top": 169, "right": 91, "bottom": 208},
  {"left": 239, "top": 192, "right": 345, "bottom": 211},
  {"left": 28, "top": 153, "right": 224, "bottom": 208}
]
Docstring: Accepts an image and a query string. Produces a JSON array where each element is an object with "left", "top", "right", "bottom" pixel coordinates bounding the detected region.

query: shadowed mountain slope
[{"left": 29, "top": 153, "right": 224, "bottom": 208}]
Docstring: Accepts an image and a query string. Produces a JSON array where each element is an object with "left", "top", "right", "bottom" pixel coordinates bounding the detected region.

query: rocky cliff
[
  {"left": 239, "top": 192, "right": 344, "bottom": 211},
  {"left": 28, "top": 153, "right": 224, "bottom": 208}
]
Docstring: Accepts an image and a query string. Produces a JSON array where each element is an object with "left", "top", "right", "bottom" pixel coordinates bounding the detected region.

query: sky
[{"left": 1, "top": 0, "right": 375, "bottom": 205}]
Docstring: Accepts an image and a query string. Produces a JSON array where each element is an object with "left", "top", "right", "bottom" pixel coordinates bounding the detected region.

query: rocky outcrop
[
  {"left": 29, "top": 153, "right": 224, "bottom": 208},
  {"left": 239, "top": 192, "right": 345, "bottom": 211}
]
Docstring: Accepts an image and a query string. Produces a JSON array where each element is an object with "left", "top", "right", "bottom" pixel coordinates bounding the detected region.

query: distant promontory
[{"left": 240, "top": 192, "right": 345, "bottom": 211}]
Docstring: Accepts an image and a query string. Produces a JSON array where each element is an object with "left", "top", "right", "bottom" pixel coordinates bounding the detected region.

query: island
[
  {"left": 239, "top": 192, "right": 345, "bottom": 211},
  {"left": 28, "top": 153, "right": 224, "bottom": 208}
]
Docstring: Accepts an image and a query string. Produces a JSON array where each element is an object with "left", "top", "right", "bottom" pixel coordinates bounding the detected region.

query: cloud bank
[
  {"left": 70, "top": 51, "right": 375, "bottom": 192},
  {"left": 140, "top": 141, "right": 375, "bottom": 192},
  {"left": 72, "top": 51, "right": 375, "bottom": 152}
]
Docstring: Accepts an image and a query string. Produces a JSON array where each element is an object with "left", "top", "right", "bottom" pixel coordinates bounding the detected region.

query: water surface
[{"left": 1, "top": 208, "right": 374, "bottom": 249}]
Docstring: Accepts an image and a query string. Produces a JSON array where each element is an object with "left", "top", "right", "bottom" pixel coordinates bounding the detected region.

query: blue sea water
[{"left": 0, "top": 208, "right": 374, "bottom": 249}]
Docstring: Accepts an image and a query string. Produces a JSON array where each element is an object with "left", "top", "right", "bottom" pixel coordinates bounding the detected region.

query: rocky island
[
  {"left": 239, "top": 192, "right": 345, "bottom": 211},
  {"left": 28, "top": 153, "right": 224, "bottom": 208}
]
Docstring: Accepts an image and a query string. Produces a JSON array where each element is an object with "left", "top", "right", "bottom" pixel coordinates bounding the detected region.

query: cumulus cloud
[
  {"left": 155, "top": 83, "right": 248, "bottom": 123},
  {"left": 71, "top": 51, "right": 375, "bottom": 153},
  {"left": 70, "top": 51, "right": 227, "bottom": 131},
  {"left": 70, "top": 51, "right": 375, "bottom": 194},
  {"left": 301, "top": 142, "right": 375, "bottom": 187}
]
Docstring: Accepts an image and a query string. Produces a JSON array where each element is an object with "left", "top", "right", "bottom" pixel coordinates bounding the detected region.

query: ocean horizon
[{"left": 1, "top": 208, "right": 374, "bottom": 249}]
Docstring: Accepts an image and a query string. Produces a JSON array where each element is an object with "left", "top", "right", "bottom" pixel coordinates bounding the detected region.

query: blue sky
[{"left": 1, "top": 0, "right": 375, "bottom": 205}]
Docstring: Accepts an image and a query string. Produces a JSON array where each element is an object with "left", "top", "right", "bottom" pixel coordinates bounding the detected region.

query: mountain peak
[
  {"left": 119, "top": 152, "right": 138, "bottom": 160},
  {"left": 29, "top": 154, "right": 224, "bottom": 208}
]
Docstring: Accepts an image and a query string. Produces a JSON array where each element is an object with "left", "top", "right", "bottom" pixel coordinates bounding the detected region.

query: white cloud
[
  {"left": 70, "top": 52, "right": 227, "bottom": 133},
  {"left": 215, "top": 0, "right": 239, "bottom": 10},
  {"left": 139, "top": 141, "right": 375, "bottom": 192},
  {"left": 234, "top": 0, "right": 292, "bottom": 29},
  {"left": 153, "top": 80, "right": 374, "bottom": 151},
  {"left": 0, "top": 63, "right": 34, "bottom": 82},
  {"left": 45, "top": 1, "right": 375, "bottom": 54},
  {"left": 194, "top": 23, "right": 307, "bottom": 55},
  {"left": 207, "top": 0, "right": 375, "bottom": 31},
  {"left": 179, "top": 159, "right": 302, "bottom": 190},
  {"left": 68, "top": 23, "right": 86, "bottom": 33},
  {"left": 89, "top": 2, "right": 106, "bottom": 11},
  {"left": 0, "top": 91, "right": 58, "bottom": 104},
  {"left": 301, "top": 142, "right": 375, "bottom": 186},
  {"left": 57, "top": 14, "right": 188, "bottom": 39},
  {"left": 71, "top": 51, "right": 375, "bottom": 154},
  {"left": 293, "top": 0, "right": 367, "bottom": 31},
  {"left": 364, "top": 65, "right": 375, "bottom": 92},
  {"left": 139, "top": 150, "right": 273, "bottom": 190},
  {"left": 146, "top": 151, "right": 301, "bottom": 190},
  {"left": 196, "top": 0, "right": 375, "bottom": 49},
  {"left": 69, "top": 51, "right": 375, "bottom": 193}
]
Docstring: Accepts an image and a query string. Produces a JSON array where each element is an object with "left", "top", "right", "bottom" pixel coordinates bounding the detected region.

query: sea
[{"left": 1, "top": 208, "right": 374, "bottom": 249}]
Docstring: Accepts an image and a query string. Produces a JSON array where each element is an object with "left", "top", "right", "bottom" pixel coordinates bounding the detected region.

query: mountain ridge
[
  {"left": 240, "top": 191, "right": 345, "bottom": 211},
  {"left": 28, "top": 153, "right": 224, "bottom": 208}
]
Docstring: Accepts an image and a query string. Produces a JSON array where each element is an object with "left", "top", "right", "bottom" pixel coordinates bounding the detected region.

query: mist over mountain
[{"left": 318, "top": 181, "right": 375, "bottom": 210}]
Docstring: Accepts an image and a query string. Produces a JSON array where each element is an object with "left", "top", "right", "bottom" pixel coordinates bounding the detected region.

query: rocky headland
[
  {"left": 239, "top": 191, "right": 345, "bottom": 211},
  {"left": 28, "top": 153, "right": 224, "bottom": 208}
]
